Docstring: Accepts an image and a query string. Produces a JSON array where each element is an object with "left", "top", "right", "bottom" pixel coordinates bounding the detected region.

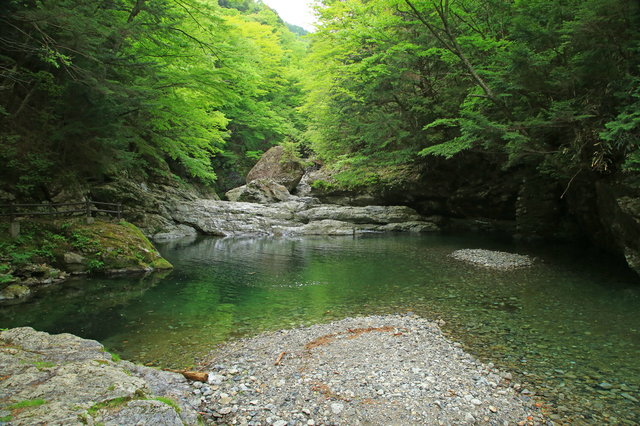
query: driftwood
[{"left": 163, "top": 369, "right": 208, "bottom": 383}]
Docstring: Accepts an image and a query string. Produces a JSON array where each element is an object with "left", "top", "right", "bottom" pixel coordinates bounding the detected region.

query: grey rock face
[
  {"left": 245, "top": 146, "right": 306, "bottom": 192},
  {"left": 226, "top": 180, "right": 295, "bottom": 204},
  {"left": 295, "top": 205, "right": 423, "bottom": 224},
  {"left": 90, "top": 171, "right": 219, "bottom": 239},
  {"left": 170, "top": 199, "right": 440, "bottom": 237},
  {"left": 0, "top": 327, "right": 200, "bottom": 426}
]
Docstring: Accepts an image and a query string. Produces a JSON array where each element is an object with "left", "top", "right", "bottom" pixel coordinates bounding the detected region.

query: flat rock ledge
[
  {"left": 0, "top": 327, "right": 201, "bottom": 426},
  {"left": 198, "top": 315, "right": 544, "bottom": 426},
  {"left": 167, "top": 200, "right": 441, "bottom": 239},
  {"left": 451, "top": 249, "right": 534, "bottom": 270}
]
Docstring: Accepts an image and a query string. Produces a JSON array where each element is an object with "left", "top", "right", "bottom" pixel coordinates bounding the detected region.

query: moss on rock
[{"left": 0, "top": 219, "right": 172, "bottom": 288}]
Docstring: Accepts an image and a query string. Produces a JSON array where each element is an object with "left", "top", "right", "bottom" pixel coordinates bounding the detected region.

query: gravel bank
[
  {"left": 450, "top": 249, "right": 534, "bottom": 270},
  {"left": 197, "top": 315, "right": 545, "bottom": 425}
]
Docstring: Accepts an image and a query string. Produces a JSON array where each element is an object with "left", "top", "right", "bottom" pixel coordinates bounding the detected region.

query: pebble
[
  {"left": 195, "top": 315, "right": 541, "bottom": 425},
  {"left": 621, "top": 393, "right": 639, "bottom": 403},
  {"left": 450, "top": 249, "right": 534, "bottom": 270}
]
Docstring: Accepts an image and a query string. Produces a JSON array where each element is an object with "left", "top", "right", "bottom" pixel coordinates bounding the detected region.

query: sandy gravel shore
[{"left": 197, "top": 315, "right": 546, "bottom": 426}]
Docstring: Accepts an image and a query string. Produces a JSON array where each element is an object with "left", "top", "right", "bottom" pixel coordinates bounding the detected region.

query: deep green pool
[{"left": 2, "top": 233, "right": 640, "bottom": 423}]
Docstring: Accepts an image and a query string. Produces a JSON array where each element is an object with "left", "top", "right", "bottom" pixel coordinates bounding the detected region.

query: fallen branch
[{"left": 163, "top": 369, "right": 208, "bottom": 383}]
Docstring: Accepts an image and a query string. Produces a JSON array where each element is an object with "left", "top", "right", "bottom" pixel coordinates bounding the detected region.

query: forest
[{"left": 1, "top": 0, "right": 639, "bottom": 197}]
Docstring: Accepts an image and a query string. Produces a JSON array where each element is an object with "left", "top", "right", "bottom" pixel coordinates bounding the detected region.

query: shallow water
[{"left": 2, "top": 233, "right": 640, "bottom": 423}]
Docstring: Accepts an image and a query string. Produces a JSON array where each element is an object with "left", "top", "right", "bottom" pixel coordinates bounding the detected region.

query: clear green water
[{"left": 2, "top": 233, "right": 640, "bottom": 423}]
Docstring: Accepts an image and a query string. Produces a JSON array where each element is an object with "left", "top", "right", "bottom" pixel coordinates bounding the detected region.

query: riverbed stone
[
  {"left": 450, "top": 249, "right": 533, "bottom": 270},
  {"left": 198, "top": 315, "right": 542, "bottom": 425}
]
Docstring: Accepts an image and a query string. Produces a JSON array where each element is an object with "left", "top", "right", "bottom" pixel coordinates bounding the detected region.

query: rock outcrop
[
  {"left": 292, "top": 154, "right": 524, "bottom": 234},
  {"left": 563, "top": 174, "right": 640, "bottom": 276},
  {"left": 0, "top": 327, "right": 200, "bottom": 426},
  {"left": 0, "top": 220, "right": 172, "bottom": 305},
  {"left": 89, "top": 166, "right": 218, "bottom": 238},
  {"left": 245, "top": 145, "right": 306, "bottom": 192},
  {"left": 170, "top": 199, "right": 440, "bottom": 237}
]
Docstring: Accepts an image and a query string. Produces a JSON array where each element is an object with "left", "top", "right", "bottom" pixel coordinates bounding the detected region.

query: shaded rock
[
  {"left": 152, "top": 224, "right": 198, "bottom": 241},
  {"left": 0, "top": 284, "right": 30, "bottom": 300},
  {"left": 0, "top": 189, "right": 16, "bottom": 202},
  {"left": 558, "top": 175, "right": 640, "bottom": 276},
  {"left": 90, "top": 166, "right": 219, "bottom": 238},
  {"left": 296, "top": 205, "right": 425, "bottom": 224},
  {"left": 246, "top": 146, "right": 306, "bottom": 192},
  {"left": 374, "top": 221, "right": 440, "bottom": 233},
  {"left": 63, "top": 252, "right": 87, "bottom": 273}
]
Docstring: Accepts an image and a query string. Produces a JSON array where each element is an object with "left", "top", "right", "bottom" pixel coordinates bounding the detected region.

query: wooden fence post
[
  {"left": 49, "top": 201, "right": 54, "bottom": 220},
  {"left": 9, "top": 222, "right": 20, "bottom": 239},
  {"left": 117, "top": 203, "right": 122, "bottom": 221},
  {"left": 9, "top": 202, "right": 14, "bottom": 223},
  {"left": 85, "top": 199, "right": 94, "bottom": 224}
]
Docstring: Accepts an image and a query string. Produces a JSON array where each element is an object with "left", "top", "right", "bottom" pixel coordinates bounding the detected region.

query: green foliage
[
  {"left": 303, "top": 0, "right": 640, "bottom": 185},
  {"left": 87, "top": 397, "right": 133, "bottom": 415},
  {"left": 279, "top": 139, "right": 302, "bottom": 163},
  {"left": 87, "top": 259, "right": 105, "bottom": 273},
  {"left": 0, "top": 0, "right": 309, "bottom": 194},
  {"left": 154, "top": 397, "right": 181, "bottom": 412},
  {"left": 34, "top": 361, "right": 55, "bottom": 370},
  {"left": 70, "top": 230, "right": 95, "bottom": 250},
  {"left": 8, "top": 399, "right": 47, "bottom": 410}
]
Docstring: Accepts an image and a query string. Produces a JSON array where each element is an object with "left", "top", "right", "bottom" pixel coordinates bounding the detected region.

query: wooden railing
[{"left": 0, "top": 200, "right": 122, "bottom": 222}]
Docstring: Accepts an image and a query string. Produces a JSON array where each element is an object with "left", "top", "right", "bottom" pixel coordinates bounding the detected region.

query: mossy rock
[
  {"left": 0, "top": 284, "right": 30, "bottom": 300},
  {"left": 71, "top": 221, "right": 173, "bottom": 273}
]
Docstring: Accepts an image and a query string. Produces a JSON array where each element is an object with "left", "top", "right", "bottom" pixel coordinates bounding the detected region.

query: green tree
[{"left": 302, "top": 0, "right": 640, "bottom": 187}]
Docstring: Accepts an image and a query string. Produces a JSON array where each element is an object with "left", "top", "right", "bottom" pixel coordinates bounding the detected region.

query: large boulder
[
  {"left": 225, "top": 180, "right": 294, "bottom": 204},
  {"left": 0, "top": 327, "right": 200, "bottom": 426},
  {"left": 246, "top": 146, "right": 306, "bottom": 192}
]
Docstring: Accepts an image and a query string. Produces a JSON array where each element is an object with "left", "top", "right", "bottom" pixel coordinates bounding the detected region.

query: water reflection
[{"left": 2, "top": 233, "right": 639, "bottom": 423}]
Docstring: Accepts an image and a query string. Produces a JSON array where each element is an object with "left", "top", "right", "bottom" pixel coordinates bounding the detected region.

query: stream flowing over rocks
[{"left": 0, "top": 317, "right": 547, "bottom": 426}]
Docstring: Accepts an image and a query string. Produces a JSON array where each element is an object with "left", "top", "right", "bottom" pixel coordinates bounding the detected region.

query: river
[{"left": 2, "top": 233, "right": 639, "bottom": 424}]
